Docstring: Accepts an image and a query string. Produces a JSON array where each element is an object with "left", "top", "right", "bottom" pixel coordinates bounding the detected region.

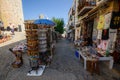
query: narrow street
[
  {"left": 1, "top": 0, "right": 120, "bottom": 80},
  {"left": 0, "top": 35, "right": 120, "bottom": 80}
]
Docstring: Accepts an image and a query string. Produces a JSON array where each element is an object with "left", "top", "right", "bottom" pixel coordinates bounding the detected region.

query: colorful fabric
[
  {"left": 101, "top": 40, "right": 109, "bottom": 50},
  {"left": 97, "top": 40, "right": 109, "bottom": 50}
]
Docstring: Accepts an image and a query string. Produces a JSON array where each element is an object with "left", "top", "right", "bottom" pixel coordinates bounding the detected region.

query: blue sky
[{"left": 22, "top": 0, "right": 73, "bottom": 24}]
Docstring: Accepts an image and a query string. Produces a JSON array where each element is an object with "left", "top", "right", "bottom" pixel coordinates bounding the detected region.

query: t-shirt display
[
  {"left": 97, "top": 30, "right": 102, "bottom": 39},
  {"left": 104, "top": 13, "right": 112, "bottom": 29},
  {"left": 97, "top": 15, "right": 105, "bottom": 30}
]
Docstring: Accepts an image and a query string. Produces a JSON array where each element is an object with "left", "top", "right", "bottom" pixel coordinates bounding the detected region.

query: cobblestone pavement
[{"left": 0, "top": 33, "right": 120, "bottom": 80}]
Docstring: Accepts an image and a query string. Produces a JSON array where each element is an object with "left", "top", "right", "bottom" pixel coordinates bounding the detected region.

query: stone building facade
[{"left": 0, "top": 0, "right": 24, "bottom": 31}]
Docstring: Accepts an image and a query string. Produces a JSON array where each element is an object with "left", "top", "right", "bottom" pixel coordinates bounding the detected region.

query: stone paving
[{"left": 0, "top": 32, "right": 120, "bottom": 80}]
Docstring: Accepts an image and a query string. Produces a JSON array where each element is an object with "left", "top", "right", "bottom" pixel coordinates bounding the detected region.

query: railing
[{"left": 77, "top": 0, "right": 96, "bottom": 12}]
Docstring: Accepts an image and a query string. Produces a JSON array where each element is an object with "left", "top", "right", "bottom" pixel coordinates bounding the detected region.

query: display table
[{"left": 78, "top": 50, "right": 114, "bottom": 70}]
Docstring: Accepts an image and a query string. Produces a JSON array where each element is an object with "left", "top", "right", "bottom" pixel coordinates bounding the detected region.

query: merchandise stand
[
  {"left": 25, "top": 19, "right": 55, "bottom": 76},
  {"left": 25, "top": 23, "right": 41, "bottom": 76}
]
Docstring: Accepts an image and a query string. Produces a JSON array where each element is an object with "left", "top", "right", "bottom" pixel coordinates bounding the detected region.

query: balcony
[
  {"left": 72, "top": 8, "right": 75, "bottom": 15},
  {"left": 69, "top": 23, "right": 75, "bottom": 29},
  {"left": 78, "top": 0, "right": 96, "bottom": 16}
]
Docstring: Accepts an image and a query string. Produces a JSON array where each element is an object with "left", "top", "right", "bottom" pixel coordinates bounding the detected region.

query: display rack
[
  {"left": 25, "top": 19, "right": 55, "bottom": 76},
  {"left": 25, "top": 23, "right": 40, "bottom": 75},
  {"left": 38, "top": 26, "right": 48, "bottom": 53}
]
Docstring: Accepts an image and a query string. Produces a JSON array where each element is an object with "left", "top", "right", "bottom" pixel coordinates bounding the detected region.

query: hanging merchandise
[
  {"left": 97, "top": 30, "right": 102, "bottom": 39},
  {"left": 107, "top": 29, "right": 117, "bottom": 53},
  {"left": 102, "top": 29, "right": 109, "bottom": 40},
  {"left": 104, "top": 13, "right": 112, "bottom": 29},
  {"left": 97, "top": 15, "right": 105, "bottom": 30},
  {"left": 25, "top": 23, "right": 39, "bottom": 72},
  {"left": 110, "top": 12, "right": 120, "bottom": 29},
  {"left": 38, "top": 28, "right": 48, "bottom": 53},
  {"left": 109, "top": 29, "right": 117, "bottom": 42},
  {"left": 101, "top": 40, "right": 109, "bottom": 51}
]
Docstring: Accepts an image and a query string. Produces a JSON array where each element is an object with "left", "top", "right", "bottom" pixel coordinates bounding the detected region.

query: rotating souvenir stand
[
  {"left": 25, "top": 23, "right": 45, "bottom": 76},
  {"left": 38, "top": 25, "right": 52, "bottom": 66}
]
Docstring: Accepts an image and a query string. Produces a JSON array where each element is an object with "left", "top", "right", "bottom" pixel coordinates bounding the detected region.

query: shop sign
[{"left": 110, "top": 12, "right": 120, "bottom": 29}]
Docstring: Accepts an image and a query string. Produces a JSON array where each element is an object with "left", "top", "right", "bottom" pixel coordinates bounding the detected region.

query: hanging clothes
[
  {"left": 97, "top": 40, "right": 109, "bottom": 50},
  {"left": 109, "top": 29, "right": 117, "bottom": 42},
  {"left": 104, "top": 13, "right": 112, "bottom": 29},
  {"left": 107, "top": 29, "right": 117, "bottom": 53},
  {"left": 97, "top": 30, "right": 102, "bottom": 39},
  {"left": 97, "top": 15, "right": 105, "bottom": 30},
  {"left": 101, "top": 40, "right": 109, "bottom": 50}
]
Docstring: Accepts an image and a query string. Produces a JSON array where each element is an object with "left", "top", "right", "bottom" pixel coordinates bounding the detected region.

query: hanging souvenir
[
  {"left": 97, "top": 30, "right": 102, "bottom": 39},
  {"left": 102, "top": 29, "right": 109, "bottom": 40},
  {"left": 110, "top": 12, "right": 120, "bottom": 29},
  {"left": 104, "top": 13, "right": 112, "bottom": 29},
  {"left": 97, "top": 15, "right": 105, "bottom": 30}
]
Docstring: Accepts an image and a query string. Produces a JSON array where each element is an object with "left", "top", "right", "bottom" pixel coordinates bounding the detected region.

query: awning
[{"left": 34, "top": 19, "right": 56, "bottom": 26}]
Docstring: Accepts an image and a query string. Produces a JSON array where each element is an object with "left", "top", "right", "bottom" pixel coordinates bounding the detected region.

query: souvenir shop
[{"left": 77, "top": 0, "right": 120, "bottom": 74}]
